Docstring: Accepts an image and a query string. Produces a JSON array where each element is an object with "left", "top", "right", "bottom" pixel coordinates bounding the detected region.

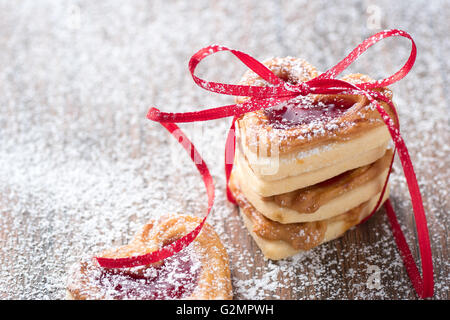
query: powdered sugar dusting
[{"left": 0, "top": 1, "right": 448, "bottom": 299}]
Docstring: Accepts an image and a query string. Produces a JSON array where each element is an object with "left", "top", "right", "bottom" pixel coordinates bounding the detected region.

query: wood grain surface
[{"left": 0, "top": 0, "right": 448, "bottom": 300}]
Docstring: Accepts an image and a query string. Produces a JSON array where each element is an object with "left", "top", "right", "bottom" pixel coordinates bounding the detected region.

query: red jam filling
[
  {"left": 94, "top": 249, "right": 201, "bottom": 300},
  {"left": 266, "top": 98, "right": 356, "bottom": 129}
]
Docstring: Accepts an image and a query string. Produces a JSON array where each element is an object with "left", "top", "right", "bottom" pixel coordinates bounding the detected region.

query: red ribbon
[{"left": 96, "top": 29, "right": 434, "bottom": 299}]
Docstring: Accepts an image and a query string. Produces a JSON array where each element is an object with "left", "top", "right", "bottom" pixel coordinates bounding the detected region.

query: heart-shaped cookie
[
  {"left": 234, "top": 57, "right": 396, "bottom": 197},
  {"left": 230, "top": 56, "right": 393, "bottom": 260},
  {"left": 67, "top": 214, "right": 232, "bottom": 300}
]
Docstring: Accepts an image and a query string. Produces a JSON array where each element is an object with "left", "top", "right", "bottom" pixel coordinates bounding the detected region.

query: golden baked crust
[
  {"left": 235, "top": 185, "right": 389, "bottom": 260},
  {"left": 232, "top": 149, "right": 393, "bottom": 223},
  {"left": 235, "top": 57, "right": 395, "bottom": 156},
  {"left": 267, "top": 149, "right": 393, "bottom": 213},
  {"left": 235, "top": 128, "right": 390, "bottom": 195},
  {"left": 229, "top": 172, "right": 326, "bottom": 250},
  {"left": 67, "top": 214, "right": 232, "bottom": 300}
]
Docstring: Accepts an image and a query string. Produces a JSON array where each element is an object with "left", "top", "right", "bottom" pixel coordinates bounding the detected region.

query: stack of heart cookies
[{"left": 228, "top": 57, "right": 395, "bottom": 259}]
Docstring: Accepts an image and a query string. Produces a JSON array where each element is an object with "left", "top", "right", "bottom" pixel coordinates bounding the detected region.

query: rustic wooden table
[{"left": 0, "top": 0, "right": 448, "bottom": 300}]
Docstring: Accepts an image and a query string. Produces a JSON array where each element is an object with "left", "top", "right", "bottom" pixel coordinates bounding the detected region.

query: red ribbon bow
[{"left": 96, "top": 29, "right": 434, "bottom": 299}]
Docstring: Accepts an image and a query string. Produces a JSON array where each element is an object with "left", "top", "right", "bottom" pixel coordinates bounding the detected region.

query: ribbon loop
[
  {"left": 188, "top": 45, "right": 287, "bottom": 99},
  {"left": 318, "top": 29, "right": 417, "bottom": 90}
]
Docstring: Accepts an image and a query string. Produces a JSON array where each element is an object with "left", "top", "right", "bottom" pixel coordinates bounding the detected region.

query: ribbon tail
[
  {"left": 365, "top": 93, "right": 434, "bottom": 298},
  {"left": 147, "top": 97, "right": 290, "bottom": 124},
  {"left": 225, "top": 116, "right": 237, "bottom": 203},
  {"left": 147, "top": 104, "right": 244, "bottom": 123},
  {"left": 384, "top": 199, "right": 433, "bottom": 298}
]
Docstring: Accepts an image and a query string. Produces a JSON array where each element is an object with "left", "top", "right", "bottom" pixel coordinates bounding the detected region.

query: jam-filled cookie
[
  {"left": 67, "top": 214, "right": 232, "bottom": 300},
  {"left": 230, "top": 57, "right": 393, "bottom": 259},
  {"left": 235, "top": 57, "right": 395, "bottom": 197}
]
